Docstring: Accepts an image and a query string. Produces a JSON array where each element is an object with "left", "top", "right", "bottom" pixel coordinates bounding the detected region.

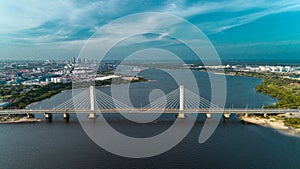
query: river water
[{"left": 1, "top": 69, "right": 300, "bottom": 169}]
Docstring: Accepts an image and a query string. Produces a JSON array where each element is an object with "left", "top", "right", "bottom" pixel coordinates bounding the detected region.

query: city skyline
[{"left": 0, "top": 0, "right": 300, "bottom": 60}]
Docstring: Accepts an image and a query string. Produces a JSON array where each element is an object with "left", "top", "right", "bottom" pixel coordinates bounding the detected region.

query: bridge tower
[
  {"left": 177, "top": 85, "right": 186, "bottom": 119},
  {"left": 88, "top": 85, "right": 96, "bottom": 119}
]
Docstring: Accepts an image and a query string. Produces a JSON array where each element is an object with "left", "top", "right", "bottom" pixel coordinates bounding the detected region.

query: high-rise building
[
  {"left": 83, "top": 58, "right": 89, "bottom": 63},
  {"left": 70, "top": 57, "right": 76, "bottom": 64},
  {"left": 77, "top": 58, "right": 81, "bottom": 64}
]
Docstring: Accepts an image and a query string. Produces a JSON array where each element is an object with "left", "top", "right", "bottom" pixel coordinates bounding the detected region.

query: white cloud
[
  {"left": 0, "top": 0, "right": 72, "bottom": 33},
  {"left": 0, "top": 0, "right": 130, "bottom": 35},
  {"left": 2, "top": 0, "right": 300, "bottom": 40},
  {"left": 1, "top": 0, "right": 300, "bottom": 59},
  {"left": 163, "top": 0, "right": 300, "bottom": 34}
]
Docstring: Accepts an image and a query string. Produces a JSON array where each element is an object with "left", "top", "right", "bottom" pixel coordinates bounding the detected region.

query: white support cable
[
  {"left": 96, "top": 94, "right": 115, "bottom": 109},
  {"left": 147, "top": 95, "right": 174, "bottom": 110},
  {"left": 75, "top": 96, "right": 90, "bottom": 110},
  {"left": 143, "top": 88, "right": 179, "bottom": 110},
  {"left": 172, "top": 99, "right": 180, "bottom": 109},
  {"left": 72, "top": 90, "right": 91, "bottom": 110},
  {"left": 95, "top": 89, "right": 131, "bottom": 110},
  {"left": 184, "top": 89, "right": 222, "bottom": 113},
  {"left": 53, "top": 89, "right": 90, "bottom": 110},
  {"left": 167, "top": 97, "right": 177, "bottom": 108},
  {"left": 184, "top": 92, "right": 200, "bottom": 109},
  {"left": 112, "top": 98, "right": 131, "bottom": 109},
  {"left": 96, "top": 99, "right": 110, "bottom": 110},
  {"left": 51, "top": 87, "right": 224, "bottom": 112},
  {"left": 185, "top": 89, "right": 220, "bottom": 109},
  {"left": 148, "top": 95, "right": 170, "bottom": 109}
]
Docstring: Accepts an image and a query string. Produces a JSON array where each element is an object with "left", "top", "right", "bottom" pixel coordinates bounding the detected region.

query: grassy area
[
  {"left": 0, "top": 115, "right": 20, "bottom": 122},
  {"left": 284, "top": 118, "right": 300, "bottom": 129},
  {"left": 12, "top": 83, "right": 72, "bottom": 108},
  {"left": 255, "top": 76, "right": 300, "bottom": 109}
]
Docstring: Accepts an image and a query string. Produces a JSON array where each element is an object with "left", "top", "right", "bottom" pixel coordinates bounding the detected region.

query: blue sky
[{"left": 0, "top": 0, "right": 300, "bottom": 61}]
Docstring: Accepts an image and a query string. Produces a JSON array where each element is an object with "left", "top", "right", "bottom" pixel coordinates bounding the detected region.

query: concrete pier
[
  {"left": 88, "top": 113, "right": 96, "bottom": 119},
  {"left": 27, "top": 113, "right": 35, "bottom": 118},
  {"left": 88, "top": 86, "right": 96, "bottom": 119},
  {"left": 263, "top": 113, "right": 267, "bottom": 118},
  {"left": 177, "top": 85, "right": 186, "bottom": 119},
  {"left": 223, "top": 112, "right": 231, "bottom": 119},
  {"left": 206, "top": 113, "right": 211, "bottom": 118},
  {"left": 44, "top": 113, "right": 53, "bottom": 122},
  {"left": 177, "top": 112, "right": 186, "bottom": 119},
  {"left": 244, "top": 113, "right": 248, "bottom": 118},
  {"left": 63, "top": 113, "right": 70, "bottom": 121}
]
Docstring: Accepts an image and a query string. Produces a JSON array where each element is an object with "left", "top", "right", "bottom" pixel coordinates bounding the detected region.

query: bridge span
[
  {"left": 1, "top": 85, "right": 299, "bottom": 120},
  {"left": 0, "top": 108, "right": 299, "bottom": 114}
]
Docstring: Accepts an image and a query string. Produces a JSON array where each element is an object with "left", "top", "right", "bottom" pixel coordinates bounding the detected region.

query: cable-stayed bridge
[{"left": 0, "top": 86, "right": 299, "bottom": 120}]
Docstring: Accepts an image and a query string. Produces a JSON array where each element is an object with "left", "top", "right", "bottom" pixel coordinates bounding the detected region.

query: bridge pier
[
  {"left": 244, "top": 113, "right": 248, "bottom": 118},
  {"left": 206, "top": 112, "right": 211, "bottom": 118},
  {"left": 177, "top": 85, "right": 186, "bottom": 119},
  {"left": 27, "top": 113, "right": 35, "bottom": 118},
  {"left": 223, "top": 112, "right": 231, "bottom": 119},
  {"left": 177, "top": 112, "right": 186, "bottom": 119},
  {"left": 44, "top": 113, "right": 53, "bottom": 122},
  {"left": 88, "top": 86, "right": 96, "bottom": 119},
  {"left": 63, "top": 113, "right": 70, "bottom": 121},
  {"left": 88, "top": 113, "right": 96, "bottom": 119},
  {"left": 263, "top": 113, "right": 267, "bottom": 118}
]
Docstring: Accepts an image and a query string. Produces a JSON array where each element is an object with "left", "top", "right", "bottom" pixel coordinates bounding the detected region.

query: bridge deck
[{"left": 0, "top": 109, "right": 299, "bottom": 114}]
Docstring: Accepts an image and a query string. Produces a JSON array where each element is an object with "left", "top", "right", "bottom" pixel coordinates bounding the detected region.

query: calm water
[{"left": 1, "top": 70, "right": 299, "bottom": 169}]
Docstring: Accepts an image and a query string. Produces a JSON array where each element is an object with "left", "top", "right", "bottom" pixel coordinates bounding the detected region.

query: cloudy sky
[{"left": 0, "top": 0, "right": 300, "bottom": 61}]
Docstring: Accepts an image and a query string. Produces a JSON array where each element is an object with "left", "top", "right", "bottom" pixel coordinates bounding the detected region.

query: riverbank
[
  {"left": 1, "top": 76, "right": 151, "bottom": 124},
  {"left": 240, "top": 114, "right": 300, "bottom": 137},
  {"left": 221, "top": 70, "right": 300, "bottom": 135},
  {"left": 0, "top": 116, "right": 41, "bottom": 124},
  {"left": 224, "top": 70, "right": 300, "bottom": 109}
]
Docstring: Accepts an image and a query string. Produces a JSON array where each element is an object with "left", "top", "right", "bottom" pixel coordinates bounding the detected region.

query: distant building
[
  {"left": 83, "top": 58, "right": 89, "bottom": 63},
  {"left": 95, "top": 75, "right": 120, "bottom": 81},
  {"left": 0, "top": 102, "right": 10, "bottom": 109},
  {"left": 70, "top": 57, "right": 76, "bottom": 64}
]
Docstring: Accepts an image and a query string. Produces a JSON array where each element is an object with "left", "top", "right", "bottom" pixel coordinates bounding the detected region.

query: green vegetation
[
  {"left": 255, "top": 76, "right": 300, "bottom": 109},
  {"left": 283, "top": 118, "right": 300, "bottom": 129},
  {"left": 12, "top": 83, "right": 72, "bottom": 109},
  {"left": 1, "top": 76, "right": 148, "bottom": 109},
  {"left": 0, "top": 85, "right": 26, "bottom": 98},
  {"left": 0, "top": 115, "right": 20, "bottom": 122},
  {"left": 73, "top": 77, "right": 148, "bottom": 89},
  {"left": 226, "top": 71, "right": 300, "bottom": 109},
  {"left": 275, "top": 116, "right": 300, "bottom": 129}
]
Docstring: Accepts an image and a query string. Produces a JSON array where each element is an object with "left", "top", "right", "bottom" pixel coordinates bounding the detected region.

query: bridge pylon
[
  {"left": 177, "top": 85, "right": 186, "bottom": 119},
  {"left": 88, "top": 85, "right": 96, "bottom": 119}
]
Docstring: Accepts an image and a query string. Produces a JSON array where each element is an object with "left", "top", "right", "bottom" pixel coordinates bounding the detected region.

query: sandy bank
[
  {"left": 239, "top": 115, "right": 300, "bottom": 136},
  {"left": 0, "top": 117, "right": 42, "bottom": 124}
]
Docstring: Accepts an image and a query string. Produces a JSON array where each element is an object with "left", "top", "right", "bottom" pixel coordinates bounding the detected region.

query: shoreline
[
  {"left": 229, "top": 70, "right": 300, "bottom": 136},
  {"left": 1, "top": 77, "right": 153, "bottom": 124},
  {"left": 239, "top": 114, "right": 300, "bottom": 137},
  {"left": 0, "top": 116, "right": 42, "bottom": 124}
]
